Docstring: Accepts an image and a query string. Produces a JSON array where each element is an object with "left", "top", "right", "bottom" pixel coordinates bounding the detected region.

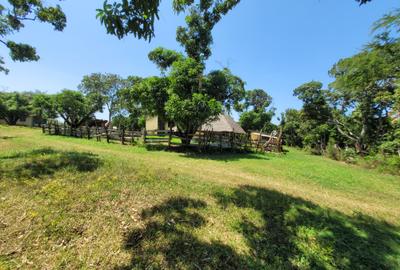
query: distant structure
[
  {"left": 0, "top": 116, "right": 38, "bottom": 127},
  {"left": 145, "top": 114, "right": 246, "bottom": 134},
  {"left": 200, "top": 114, "right": 246, "bottom": 134}
]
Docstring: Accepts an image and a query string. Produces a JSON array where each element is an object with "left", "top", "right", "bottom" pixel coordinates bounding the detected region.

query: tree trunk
[{"left": 181, "top": 137, "right": 192, "bottom": 146}]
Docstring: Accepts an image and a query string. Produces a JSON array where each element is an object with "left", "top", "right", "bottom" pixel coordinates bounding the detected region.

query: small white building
[{"left": 0, "top": 116, "right": 36, "bottom": 127}]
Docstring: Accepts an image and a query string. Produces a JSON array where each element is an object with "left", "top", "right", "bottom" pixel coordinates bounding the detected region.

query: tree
[
  {"left": 54, "top": 90, "right": 104, "bottom": 128},
  {"left": 0, "top": 1, "right": 66, "bottom": 73},
  {"left": 293, "top": 81, "right": 332, "bottom": 152},
  {"left": 112, "top": 75, "right": 148, "bottom": 130},
  {"left": 79, "top": 73, "right": 126, "bottom": 123},
  {"left": 204, "top": 68, "right": 245, "bottom": 112},
  {"left": 165, "top": 57, "right": 222, "bottom": 145},
  {"left": 239, "top": 110, "right": 275, "bottom": 132},
  {"left": 0, "top": 92, "right": 31, "bottom": 125},
  {"left": 130, "top": 76, "right": 169, "bottom": 121},
  {"left": 239, "top": 89, "right": 275, "bottom": 132},
  {"left": 31, "top": 93, "right": 57, "bottom": 124},
  {"left": 114, "top": 1, "right": 243, "bottom": 146},
  {"left": 281, "top": 109, "right": 303, "bottom": 147},
  {"left": 148, "top": 47, "right": 184, "bottom": 73},
  {"left": 166, "top": 93, "right": 222, "bottom": 145},
  {"left": 329, "top": 43, "right": 397, "bottom": 153}
]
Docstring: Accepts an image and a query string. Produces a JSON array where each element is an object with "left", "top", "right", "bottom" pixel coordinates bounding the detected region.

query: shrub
[
  {"left": 342, "top": 148, "right": 357, "bottom": 164},
  {"left": 360, "top": 154, "right": 400, "bottom": 175},
  {"left": 326, "top": 141, "right": 341, "bottom": 161}
]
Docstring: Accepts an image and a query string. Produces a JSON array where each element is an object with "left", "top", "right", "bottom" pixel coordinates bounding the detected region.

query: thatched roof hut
[{"left": 200, "top": 114, "right": 246, "bottom": 134}]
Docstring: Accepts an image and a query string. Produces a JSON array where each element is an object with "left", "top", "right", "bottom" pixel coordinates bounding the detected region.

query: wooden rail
[{"left": 42, "top": 123, "right": 283, "bottom": 152}]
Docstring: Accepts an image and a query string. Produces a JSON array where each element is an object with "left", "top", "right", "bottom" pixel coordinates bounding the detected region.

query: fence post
[
  {"left": 219, "top": 133, "right": 222, "bottom": 152},
  {"left": 105, "top": 128, "right": 110, "bottom": 143},
  {"left": 131, "top": 130, "right": 135, "bottom": 145},
  {"left": 121, "top": 127, "right": 125, "bottom": 145},
  {"left": 96, "top": 127, "right": 100, "bottom": 142},
  {"left": 142, "top": 128, "right": 147, "bottom": 144},
  {"left": 42, "top": 125, "right": 45, "bottom": 134},
  {"left": 168, "top": 126, "right": 173, "bottom": 149},
  {"left": 87, "top": 126, "right": 91, "bottom": 140}
]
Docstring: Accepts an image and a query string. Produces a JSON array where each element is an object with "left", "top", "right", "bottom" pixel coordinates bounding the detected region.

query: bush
[
  {"left": 326, "top": 141, "right": 341, "bottom": 161},
  {"left": 362, "top": 155, "right": 400, "bottom": 175},
  {"left": 342, "top": 148, "right": 357, "bottom": 164}
]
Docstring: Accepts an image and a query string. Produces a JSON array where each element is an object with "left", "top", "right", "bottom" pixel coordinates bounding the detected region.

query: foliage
[
  {"left": 239, "top": 110, "right": 275, "bottom": 132},
  {"left": 112, "top": 113, "right": 144, "bottom": 130},
  {"left": 148, "top": 47, "right": 184, "bottom": 72},
  {"left": 96, "top": 0, "right": 240, "bottom": 49},
  {"left": 243, "top": 89, "right": 272, "bottom": 113},
  {"left": 281, "top": 109, "right": 303, "bottom": 147},
  {"left": 175, "top": 0, "right": 240, "bottom": 63},
  {"left": 114, "top": 75, "right": 144, "bottom": 129},
  {"left": 0, "top": 91, "right": 31, "bottom": 125},
  {"left": 53, "top": 89, "right": 104, "bottom": 128},
  {"left": 292, "top": 82, "right": 332, "bottom": 153},
  {"left": 204, "top": 68, "right": 246, "bottom": 112},
  {"left": 0, "top": 0, "right": 66, "bottom": 73},
  {"left": 79, "top": 73, "right": 127, "bottom": 122},
  {"left": 166, "top": 92, "right": 222, "bottom": 144},
  {"left": 239, "top": 89, "right": 275, "bottom": 132},
  {"left": 372, "top": 8, "right": 400, "bottom": 33},
  {"left": 135, "top": 0, "right": 244, "bottom": 146},
  {"left": 329, "top": 37, "right": 398, "bottom": 153},
  {"left": 31, "top": 93, "right": 57, "bottom": 123}
]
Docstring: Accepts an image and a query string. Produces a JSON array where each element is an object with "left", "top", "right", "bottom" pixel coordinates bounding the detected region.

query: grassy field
[{"left": 0, "top": 125, "right": 399, "bottom": 269}]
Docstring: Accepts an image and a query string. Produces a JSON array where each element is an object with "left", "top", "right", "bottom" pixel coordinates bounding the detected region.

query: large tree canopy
[
  {"left": 0, "top": 0, "right": 66, "bottom": 73},
  {"left": 239, "top": 89, "right": 275, "bottom": 132},
  {"left": 96, "top": 0, "right": 371, "bottom": 43},
  {"left": 54, "top": 89, "right": 104, "bottom": 128},
  {"left": 79, "top": 73, "right": 126, "bottom": 122},
  {"left": 97, "top": 0, "right": 241, "bottom": 47},
  {"left": 0, "top": 91, "right": 31, "bottom": 125}
]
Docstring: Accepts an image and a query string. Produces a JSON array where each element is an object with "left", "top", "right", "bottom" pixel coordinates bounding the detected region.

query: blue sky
[{"left": 0, "top": 0, "right": 398, "bottom": 121}]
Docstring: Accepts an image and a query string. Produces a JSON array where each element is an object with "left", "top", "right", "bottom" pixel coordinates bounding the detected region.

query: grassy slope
[{"left": 0, "top": 125, "right": 399, "bottom": 269}]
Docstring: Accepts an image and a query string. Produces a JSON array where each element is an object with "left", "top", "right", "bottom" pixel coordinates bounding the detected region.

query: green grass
[{"left": 0, "top": 125, "right": 399, "bottom": 269}]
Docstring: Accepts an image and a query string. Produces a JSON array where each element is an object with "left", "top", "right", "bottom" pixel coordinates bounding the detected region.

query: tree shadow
[
  {"left": 0, "top": 148, "right": 57, "bottom": 160},
  {"left": 117, "top": 197, "right": 251, "bottom": 270},
  {"left": 118, "top": 188, "right": 400, "bottom": 269},
  {"left": 181, "top": 152, "right": 270, "bottom": 162},
  {"left": 142, "top": 143, "right": 278, "bottom": 162},
  {"left": 0, "top": 148, "right": 102, "bottom": 179},
  {"left": 0, "top": 136, "right": 15, "bottom": 140},
  {"left": 214, "top": 185, "right": 400, "bottom": 269}
]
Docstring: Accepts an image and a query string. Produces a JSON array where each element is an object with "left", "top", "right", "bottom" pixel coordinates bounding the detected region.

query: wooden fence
[
  {"left": 42, "top": 123, "right": 142, "bottom": 145},
  {"left": 42, "top": 123, "right": 282, "bottom": 152}
]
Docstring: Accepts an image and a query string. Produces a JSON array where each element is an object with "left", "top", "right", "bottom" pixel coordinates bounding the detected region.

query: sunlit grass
[{"left": 0, "top": 125, "right": 399, "bottom": 269}]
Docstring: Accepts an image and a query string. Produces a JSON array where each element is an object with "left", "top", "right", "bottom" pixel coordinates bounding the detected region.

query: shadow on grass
[
  {"left": 0, "top": 148, "right": 102, "bottom": 179},
  {"left": 0, "top": 136, "right": 15, "bottom": 140},
  {"left": 181, "top": 152, "right": 270, "bottom": 162},
  {"left": 117, "top": 197, "right": 249, "bottom": 270},
  {"left": 143, "top": 144, "right": 269, "bottom": 162},
  {"left": 118, "top": 187, "right": 400, "bottom": 269}
]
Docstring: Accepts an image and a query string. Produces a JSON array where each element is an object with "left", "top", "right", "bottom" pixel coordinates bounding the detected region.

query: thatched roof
[{"left": 201, "top": 114, "right": 246, "bottom": 134}]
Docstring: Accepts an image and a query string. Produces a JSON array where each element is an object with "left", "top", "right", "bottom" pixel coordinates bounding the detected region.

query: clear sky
[{"left": 0, "top": 0, "right": 398, "bottom": 121}]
